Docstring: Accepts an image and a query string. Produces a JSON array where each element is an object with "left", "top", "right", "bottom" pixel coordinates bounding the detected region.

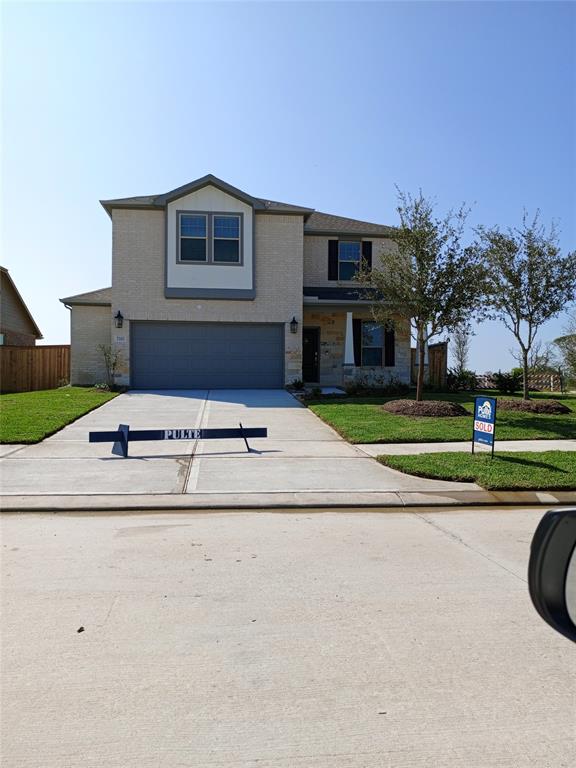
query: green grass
[
  {"left": 0, "top": 387, "right": 118, "bottom": 443},
  {"left": 308, "top": 391, "right": 576, "bottom": 443},
  {"left": 377, "top": 451, "right": 576, "bottom": 491}
]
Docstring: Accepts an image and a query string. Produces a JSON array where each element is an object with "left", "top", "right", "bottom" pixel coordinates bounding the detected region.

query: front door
[{"left": 302, "top": 327, "right": 320, "bottom": 382}]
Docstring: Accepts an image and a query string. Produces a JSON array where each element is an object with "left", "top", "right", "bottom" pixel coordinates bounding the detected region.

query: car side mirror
[{"left": 528, "top": 509, "right": 576, "bottom": 643}]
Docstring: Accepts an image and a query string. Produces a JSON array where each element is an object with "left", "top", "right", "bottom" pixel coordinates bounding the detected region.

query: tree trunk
[
  {"left": 522, "top": 348, "right": 530, "bottom": 400},
  {"left": 416, "top": 325, "right": 425, "bottom": 402}
]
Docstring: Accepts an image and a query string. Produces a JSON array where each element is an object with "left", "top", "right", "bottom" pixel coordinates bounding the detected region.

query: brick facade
[
  {"left": 303, "top": 235, "right": 396, "bottom": 286},
  {"left": 110, "top": 210, "right": 303, "bottom": 386},
  {"left": 70, "top": 305, "right": 111, "bottom": 385}
]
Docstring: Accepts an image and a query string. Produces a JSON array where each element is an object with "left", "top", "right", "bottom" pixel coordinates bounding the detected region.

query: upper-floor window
[
  {"left": 178, "top": 212, "right": 242, "bottom": 265},
  {"left": 338, "top": 241, "right": 361, "bottom": 281},
  {"left": 180, "top": 214, "right": 207, "bottom": 262},
  {"left": 213, "top": 215, "right": 240, "bottom": 263},
  {"left": 328, "top": 239, "right": 372, "bottom": 282}
]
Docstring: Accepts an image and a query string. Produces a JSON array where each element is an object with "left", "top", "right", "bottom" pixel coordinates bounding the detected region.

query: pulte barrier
[{"left": 89, "top": 422, "right": 267, "bottom": 458}]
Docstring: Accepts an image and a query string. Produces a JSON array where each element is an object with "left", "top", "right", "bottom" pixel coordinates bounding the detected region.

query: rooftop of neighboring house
[{"left": 0, "top": 266, "right": 43, "bottom": 339}]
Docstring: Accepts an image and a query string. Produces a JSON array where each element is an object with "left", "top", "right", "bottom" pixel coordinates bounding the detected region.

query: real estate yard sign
[{"left": 472, "top": 396, "right": 497, "bottom": 457}]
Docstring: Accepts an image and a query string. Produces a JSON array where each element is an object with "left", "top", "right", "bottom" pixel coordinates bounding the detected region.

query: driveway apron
[{"left": 0, "top": 389, "right": 479, "bottom": 496}]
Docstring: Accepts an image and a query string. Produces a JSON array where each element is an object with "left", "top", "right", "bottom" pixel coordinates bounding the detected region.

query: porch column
[{"left": 344, "top": 311, "right": 355, "bottom": 366}]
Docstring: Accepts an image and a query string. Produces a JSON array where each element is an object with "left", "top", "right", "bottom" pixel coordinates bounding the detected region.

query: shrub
[
  {"left": 290, "top": 378, "right": 305, "bottom": 391},
  {"left": 310, "top": 386, "right": 322, "bottom": 398},
  {"left": 97, "top": 344, "right": 123, "bottom": 388},
  {"left": 345, "top": 375, "right": 410, "bottom": 397},
  {"left": 492, "top": 369, "right": 522, "bottom": 394},
  {"left": 446, "top": 368, "right": 478, "bottom": 392}
]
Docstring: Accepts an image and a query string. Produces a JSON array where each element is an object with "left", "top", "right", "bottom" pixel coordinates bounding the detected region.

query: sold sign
[{"left": 472, "top": 396, "right": 497, "bottom": 456}]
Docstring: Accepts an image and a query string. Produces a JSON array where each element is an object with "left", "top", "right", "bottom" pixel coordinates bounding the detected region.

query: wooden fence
[
  {"left": 411, "top": 342, "right": 449, "bottom": 389},
  {"left": 0, "top": 345, "right": 70, "bottom": 393}
]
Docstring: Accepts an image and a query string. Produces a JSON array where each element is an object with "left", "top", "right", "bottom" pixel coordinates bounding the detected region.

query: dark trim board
[{"left": 165, "top": 287, "right": 256, "bottom": 299}]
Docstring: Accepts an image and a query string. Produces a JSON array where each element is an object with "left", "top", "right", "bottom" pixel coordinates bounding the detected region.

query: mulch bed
[
  {"left": 382, "top": 400, "right": 469, "bottom": 417},
  {"left": 498, "top": 399, "right": 572, "bottom": 415}
]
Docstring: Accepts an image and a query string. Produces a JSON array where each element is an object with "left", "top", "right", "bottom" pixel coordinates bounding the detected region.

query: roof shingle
[
  {"left": 304, "top": 211, "right": 395, "bottom": 236},
  {"left": 60, "top": 287, "right": 112, "bottom": 306}
]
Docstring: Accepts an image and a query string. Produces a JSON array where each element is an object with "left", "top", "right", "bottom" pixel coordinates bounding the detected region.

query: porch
[{"left": 302, "top": 307, "right": 411, "bottom": 387}]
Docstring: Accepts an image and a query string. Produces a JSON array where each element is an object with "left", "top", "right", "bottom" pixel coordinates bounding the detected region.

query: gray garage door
[{"left": 131, "top": 322, "right": 284, "bottom": 389}]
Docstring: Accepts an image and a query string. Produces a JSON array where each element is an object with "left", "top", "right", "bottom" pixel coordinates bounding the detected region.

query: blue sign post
[{"left": 472, "top": 396, "right": 497, "bottom": 457}]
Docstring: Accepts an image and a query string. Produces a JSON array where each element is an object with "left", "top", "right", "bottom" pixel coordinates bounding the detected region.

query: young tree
[
  {"left": 510, "top": 339, "right": 554, "bottom": 372},
  {"left": 97, "top": 344, "right": 123, "bottom": 389},
  {"left": 451, "top": 323, "right": 472, "bottom": 374},
  {"left": 358, "top": 189, "right": 485, "bottom": 401},
  {"left": 476, "top": 214, "right": 576, "bottom": 400}
]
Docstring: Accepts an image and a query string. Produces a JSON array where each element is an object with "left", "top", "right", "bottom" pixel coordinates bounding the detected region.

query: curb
[{"left": 2, "top": 489, "right": 575, "bottom": 513}]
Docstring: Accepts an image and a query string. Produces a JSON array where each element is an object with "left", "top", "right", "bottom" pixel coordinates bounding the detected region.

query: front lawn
[
  {"left": 308, "top": 391, "right": 576, "bottom": 443},
  {"left": 378, "top": 451, "right": 576, "bottom": 491},
  {"left": 0, "top": 387, "right": 118, "bottom": 443}
]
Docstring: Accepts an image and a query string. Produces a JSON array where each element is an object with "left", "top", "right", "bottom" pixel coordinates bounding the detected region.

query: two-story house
[{"left": 61, "top": 175, "right": 410, "bottom": 389}]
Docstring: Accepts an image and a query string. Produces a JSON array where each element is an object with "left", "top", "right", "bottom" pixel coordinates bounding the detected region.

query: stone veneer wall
[{"left": 303, "top": 309, "right": 411, "bottom": 387}]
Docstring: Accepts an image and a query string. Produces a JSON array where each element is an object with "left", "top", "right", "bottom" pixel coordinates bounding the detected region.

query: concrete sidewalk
[{"left": 356, "top": 439, "right": 576, "bottom": 456}]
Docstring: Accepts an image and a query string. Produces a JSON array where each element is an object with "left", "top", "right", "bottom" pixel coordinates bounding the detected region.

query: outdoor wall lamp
[
  {"left": 290, "top": 316, "right": 298, "bottom": 334},
  {"left": 114, "top": 310, "right": 124, "bottom": 329}
]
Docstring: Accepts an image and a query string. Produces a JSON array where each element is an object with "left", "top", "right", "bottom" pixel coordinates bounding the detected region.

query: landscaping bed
[
  {"left": 498, "top": 399, "right": 571, "bottom": 415},
  {"left": 382, "top": 399, "right": 468, "bottom": 417},
  {"left": 308, "top": 391, "right": 576, "bottom": 443},
  {"left": 0, "top": 387, "right": 118, "bottom": 443},
  {"left": 377, "top": 451, "right": 576, "bottom": 491}
]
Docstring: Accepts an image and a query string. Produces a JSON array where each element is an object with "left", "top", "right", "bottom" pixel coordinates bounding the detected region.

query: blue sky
[{"left": 2, "top": 0, "right": 575, "bottom": 371}]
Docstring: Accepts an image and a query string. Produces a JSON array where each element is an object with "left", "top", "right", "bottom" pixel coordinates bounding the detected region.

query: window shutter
[
  {"left": 328, "top": 240, "right": 338, "bottom": 281},
  {"left": 362, "top": 241, "right": 372, "bottom": 271},
  {"left": 353, "top": 319, "right": 362, "bottom": 366},
  {"left": 384, "top": 327, "right": 395, "bottom": 367}
]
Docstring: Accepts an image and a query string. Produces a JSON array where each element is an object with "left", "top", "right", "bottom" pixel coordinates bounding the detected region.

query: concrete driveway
[
  {"left": 1, "top": 507, "right": 574, "bottom": 767},
  {"left": 0, "top": 389, "right": 479, "bottom": 499}
]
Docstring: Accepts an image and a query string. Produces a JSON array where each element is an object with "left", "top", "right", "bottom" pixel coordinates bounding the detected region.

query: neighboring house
[
  {"left": 0, "top": 266, "right": 43, "bottom": 346},
  {"left": 61, "top": 174, "right": 410, "bottom": 389}
]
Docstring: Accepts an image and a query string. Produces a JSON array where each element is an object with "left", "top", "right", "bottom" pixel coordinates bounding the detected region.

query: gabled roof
[
  {"left": 0, "top": 266, "right": 43, "bottom": 339},
  {"left": 100, "top": 174, "right": 396, "bottom": 235},
  {"left": 304, "top": 211, "right": 395, "bottom": 237},
  {"left": 100, "top": 174, "right": 315, "bottom": 218},
  {"left": 60, "top": 287, "right": 112, "bottom": 306}
]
